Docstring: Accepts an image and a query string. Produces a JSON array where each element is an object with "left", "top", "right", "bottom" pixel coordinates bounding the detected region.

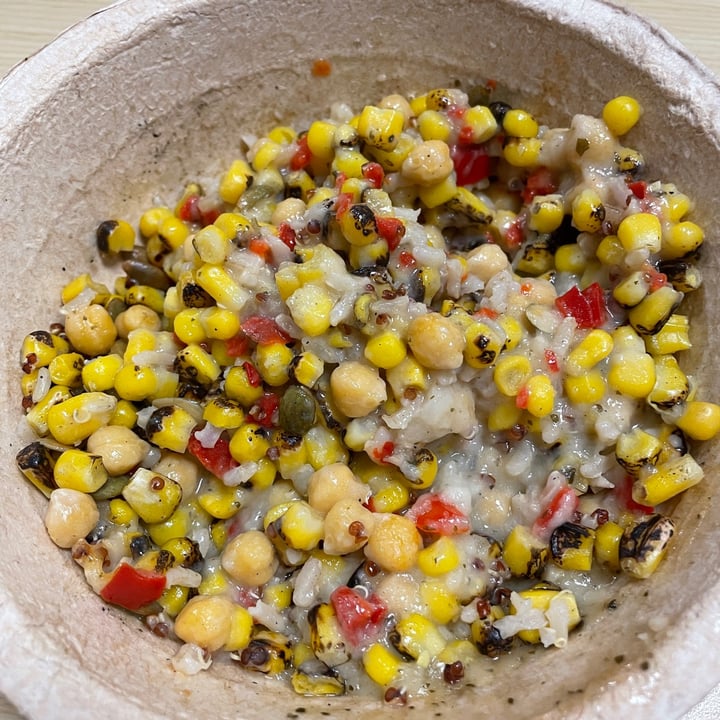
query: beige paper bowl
[{"left": 1, "top": 1, "right": 719, "bottom": 717}]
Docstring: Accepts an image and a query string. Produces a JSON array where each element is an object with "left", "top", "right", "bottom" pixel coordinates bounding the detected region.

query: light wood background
[{"left": 0, "top": 1, "right": 718, "bottom": 718}]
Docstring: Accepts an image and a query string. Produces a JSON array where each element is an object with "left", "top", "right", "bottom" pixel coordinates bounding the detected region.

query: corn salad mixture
[{"left": 17, "top": 86, "right": 720, "bottom": 702}]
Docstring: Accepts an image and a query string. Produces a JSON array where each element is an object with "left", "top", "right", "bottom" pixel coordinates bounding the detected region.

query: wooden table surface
[{"left": 1, "top": 1, "right": 718, "bottom": 718}]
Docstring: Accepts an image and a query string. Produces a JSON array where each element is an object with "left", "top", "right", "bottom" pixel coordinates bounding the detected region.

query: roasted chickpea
[
  {"left": 330, "top": 361, "right": 387, "bottom": 418},
  {"left": 222, "top": 530, "right": 278, "bottom": 586},
  {"left": 64, "top": 304, "right": 117, "bottom": 356},
  {"left": 87, "top": 425, "right": 150, "bottom": 476},
  {"left": 407, "top": 313, "right": 465, "bottom": 370},
  {"left": 45, "top": 488, "right": 100, "bottom": 549},
  {"left": 174, "top": 595, "right": 234, "bottom": 652},
  {"left": 402, "top": 140, "right": 454, "bottom": 185},
  {"left": 364, "top": 513, "right": 422, "bottom": 572},
  {"left": 307, "top": 463, "right": 370, "bottom": 513},
  {"left": 323, "top": 498, "right": 377, "bottom": 555}
]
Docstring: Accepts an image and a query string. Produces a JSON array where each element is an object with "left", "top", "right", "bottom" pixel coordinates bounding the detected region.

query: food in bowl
[{"left": 15, "top": 83, "right": 719, "bottom": 702}]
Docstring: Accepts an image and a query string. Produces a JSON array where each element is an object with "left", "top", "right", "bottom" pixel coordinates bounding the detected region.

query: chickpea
[
  {"left": 407, "top": 313, "right": 465, "bottom": 370},
  {"left": 307, "top": 463, "right": 370, "bottom": 513},
  {"left": 221, "top": 530, "right": 278, "bottom": 586},
  {"left": 64, "top": 304, "right": 117, "bottom": 356},
  {"left": 152, "top": 451, "right": 200, "bottom": 497},
  {"left": 330, "top": 361, "right": 387, "bottom": 418},
  {"left": 402, "top": 140, "right": 453, "bottom": 186},
  {"left": 271, "top": 198, "right": 307, "bottom": 226},
  {"left": 364, "top": 513, "right": 422, "bottom": 572},
  {"left": 466, "top": 244, "right": 510, "bottom": 283},
  {"left": 45, "top": 488, "right": 99, "bottom": 549},
  {"left": 115, "top": 304, "right": 162, "bottom": 339},
  {"left": 323, "top": 499, "right": 377, "bottom": 555},
  {"left": 379, "top": 93, "right": 414, "bottom": 128},
  {"left": 174, "top": 595, "right": 234, "bottom": 652},
  {"left": 86, "top": 425, "right": 150, "bottom": 476}
]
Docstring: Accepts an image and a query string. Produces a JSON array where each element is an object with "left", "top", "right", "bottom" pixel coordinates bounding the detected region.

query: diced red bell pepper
[
  {"left": 242, "top": 361, "right": 262, "bottom": 387},
  {"left": 177, "top": 194, "right": 201, "bottom": 223},
  {"left": 371, "top": 441, "right": 395, "bottom": 465},
  {"left": 241, "top": 316, "right": 292, "bottom": 345},
  {"left": 532, "top": 484, "right": 579, "bottom": 540},
  {"left": 398, "top": 250, "right": 416, "bottom": 269},
  {"left": 555, "top": 282, "right": 607, "bottom": 329},
  {"left": 248, "top": 392, "right": 280, "bottom": 428},
  {"left": 544, "top": 348, "right": 559, "bottom": 373},
  {"left": 248, "top": 236, "right": 273, "bottom": 263},
  {"left": 521, "top": 167, "right": 557, "bottom": 204},
  {"left": 361, "top": 161, "right": 385, "bottom": 189},
  {"left": 515, "top": 384, "right": 529, "bottom": 409},
  {"left": 407, "top": 493, "right": 470, "bottom": 535},
  {"left": 376, "top": 216, "right": 405, "bottom": 251},
  {"left": 628, "top": 180, "right": 647, "bottom": 200},
  {"left": 188, "top": 432, "right": 239, "bottom": 477},
  {"left": 277, "top": 222, "right": 297, "bottom": 251},
  {"left": 290, "top": 135, "right": 312, "bottom": 171},
  {"left": 330, "top": 586, "right": 387, "bottom": 647},
  {"left": 451, "top": 143, "right": 492, "bottom": 186},
  {"left": 99, "top": 562, "right": 167, "bottom": 612},
  {"left": 334, "top": 192, "right": 353, "bottom": 218},
  {"left": 505, "top": 217, "right": 525, "bottom": 249},
  {"left": 614, "top": 474, "right": 654, "bottom": 515}
]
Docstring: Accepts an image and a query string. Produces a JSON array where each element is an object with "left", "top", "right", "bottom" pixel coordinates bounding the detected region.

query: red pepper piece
[
  {"left": 371, "top": 441, "right": 395, "bottom": 464},
  {"left": 407, "top": 493, "right": 470, "bottom": 535},
  {"left": 505, "top": 217, "right": 525, "bottom": 249},
  {"left": 242, "top": 361, "right": 262, "bottom": 387},
  {"left": 451, "top": 143, "right": 492, "bottom": 186},
  {"left": 555, "top": 282, "right": 607, "bottom": 329},
  {"left": 334, "top": 192, "right": 353, "bottom": 218},
  {"left": 515, "top": 384, "right": 529, "bottom": 409},
  {"left": 361, "top": 161, "right": 385, "bottom": 189},
  {"left": 330, "top": 586, "right": 387, "bottom": 647},
  {"left": 615, "top": 474, "right": 654, "bottom": 515},
  {"left": 628, "top": 180, "right": 647, "bottom": 200},
  {"left": 277, "top": 222, "right": 297, "bottom": 251},
  {"left": 376, "top": 216, "right": 405, "bottom": 251},
  {"left": 248, "top": 392, "right": 279, "bottom": 428},
  {"left": 99, "top": 563, "right": 167, "bottom": 612},
  {"left": 544, "top": 348, "right": 559, "bottom": 373},
  {"left": 290, "top": 135, "right": 312, "bottom": 171},
  {"left": 225, "top": 334, "right": 250, "bottom": 358},
  {"left": 188, "top": 432, "right": 239, "bottom": 477},
  {"left": 177, "top": 194, "right": 201, "bottom": 223},
  {"left": 241, "top": 316, "right": 292, "bottom": 345},
  {"left": 521, "top": 167, "right": 557, "bottom": 204},
  {"left": 248, "top": 236, "right": 273, "bottom": 263},
  {"left": 398, "top": 250, "right": 416, "bottom": 269},
  {"left": 532, "top": 485, "right": 579, "bottom": 539}
]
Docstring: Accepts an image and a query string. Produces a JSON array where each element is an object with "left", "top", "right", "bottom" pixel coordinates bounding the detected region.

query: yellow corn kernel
[
  {"left": 198, "top": 566, "right": 229, "bottom": 595},
  {"left": 230, "top": 423, "right": 271, "bottom": 464},
  {"left": 225, "top": 365, "right": 265, "bottom": 407},
  {"left": 285, "top": 285, "right": 334, "bottom": 337},
  {"left": 572, "top": 189, "right": 605, "bottom": 234},
  {"left": 515, "top": 585, "right": 581, "bottom": 644},
  {"left": 464, "top": 104, "right": 499, "bottom": 143},
  {"left": 110, "top": 399, "right": 138, "bottom": 428},
  {"left": 214, "top": 211, "right": 252, "bottom": 239},
  {"left": 202, "top": 397, "right": 245, "bottom": 429},
  {"left": 554, "top": 243, "right": 586, "bottom": 274},
  {"left": 332, "top": 148, "right": 370, "bottom": 179},
  {"left": 96, "top": 219, "right": 135, "bottom": 254},
  {"left": 198, "top": 307, "right": 240, "bottom": 341},
  {"left": 250, "top": 457, "right": 277, "bottom": 490},
  {"left": 148, "top": 507, "right": 192, "bottom": 547},
  {"left": 503, "top": 137, "right": 542, "bottom": 167},
  {"left": 487, "top": 399, "right": 523, "bottom": 431},
  {"left": 122, "top": 467, "right": 182, "bottom": 524},
  {"left": 176, "top": 344, "right": 221, "bottom": 385},
  {"left": 195, "top": 264, "right": 250, "bottom": 312},
  {"left": 602, "top": 96, "right": 642, "bottom": 136},
  {"left": 644, "top": 314, "right": 691, "bottom": 355},
  {"left": 139, "top": 206, "right": 173, "bottom": 238},
  {"left": 464, "top": 321, "right": 505, "bottom": 368},
  {"left": 612, "top": 270, "right": 650, "bottom": 308},
  {"left": 525, "top": 374, "right": 555, "bottom": 418},
  {"left": 563, "top": 370, "right": 606, "bottom": 404},
  {"left": 385, "top": 355, "right": 428, "bottom": 399},
  {"left": 26, "top": 384, "right": 73, "bottom": 436},
  {"left": 21, "top": 331, "right": 70, "bottom": 372},
  {"left": 420, "top": 580, "right": 461, "bottom": 624},
  {"left": 46, "top": 391, "right": 117, "bottom": 445},
  {"left": 647, "top": 355, "right": 689, "bottom": 410},
  {"left": 365, "top": 133, "right": 415, "bottom": 173},
  {"left": 495, "top": 315, "right": 522, "bottom": 351},
  {"left": 124, "top": 285, "right": 166, "bottom": 315},
  {"left": 290, "top": 351, "right": 324, "bottom": 389},
  {"left": 197, "top": 477, "right": 243, "bottom": 519},
  {"left": 228, "top": 607, "right": 262, "bottom": 652},
  {"left": 338, "top": 203, "right": 378, "bottom": 247},
  {"left": 158, "top": 215, "right": 190, "bottom": 251},
  {"left": 395, "top": 613, "right": 446, "bottom": 665},
  {"left": 274, "top": 433, "right": 309, "bottom": 480},
  {"left": 193, "top": 225, "right": 229, "bottom": 265},
  {"left": 417, "top": 110, "right": 452, "bottom": 142},
  {"left": 417, "top": 536, "right": 461, "bottom": 577},
  {"left": 596, "top": 234, "right": 624, "bottom": 265},
  {"left": 255, "top": 342, "right": 294, "bottom": 387},
  {"left": 59, "top": 274, "right": 107, "bottom": 306},
  {"left": 447, "top": 187, "right": 493, "bottom": 224},
  {"left": 662, "top": 220, "right": 704, "bottom": 260},
  {"left": 54, "top": 449, "right": 108, "bottom": 493},
  {"left": 81, "top": 354, "right": 123, "bottom": 392},
  {"left": 219, "top": 159, "right": 253, "bottom": 205},
  {"left": 528, "top": 194, "right": 564, "bottom": 233},
  {"left": 593, "top": 521, "right": 623, "bottom": 571},
  {"left": 399, "top": 448, "right": 438, "bottom": 490},
  {"left": 565, "top": 329, "right": 614, "bottom": 376},
  {"left": 493, "top": 355, "right": 532, "bottom": 397},
  {"left": 159, "top": 585, "right": 190, "bottom": 618},
  {"left": 364, "top": 331, "right": 407, "bottom": 370},
  {"left": 109, "top": 498, "right": 138, "bottom": 526},
  {"left": 633, "top": 454, "right": 704, "bottom": 506},
  {"left": 357, "top": 105, "right": 403, "bottom": 151},
  {"left": 48, "top": 352, "right": 84, "bottom": 388},
  {"left": 278, "top": 500, "right": 324, "bottom": 551},
  {"left": 617, "top": 212, "right": 661, "bottom": 253},
  {"left": 659, "top": 187, "right": 692, "bottom": 223},
  {"left": 263, "top": 582, "right": 293, "bottom": 611},
  {"left": 628, "top": 285, "right": 683, "bottom": 336},
  {"left": 370, "top": 480, "right": 409, "bottom": 513},
  {"left": 145, "top": 405, "right": 197, "bottom": 453},
  {"left": 615, "top": 428, "right": 663, "bottom": 477},
  {"left": 607, "top": 352, "right": 655, "bottom": 399},
  {"left": 503, "top": 108, "right": 538, "bottom": 137},
  {"left": 503, "top": 525, "right": 549, "bottom": 578},
  {"left": 305, "top": 425, "right": 348, "bottom": 469},
  {"left": 305, "top": 120, "right": 337, "bottom": 163},
  {"left": 251, "top": 138, "right": 282, "bottom": 172},
  {"left": 676, "top": 401, "right": 720, "bottom": 441},
  {"left": 363, "top": 643, "right": 401, "bottom": 687},
  {"left": 210, "top": 520, "right": 228, "bottom": 551}
]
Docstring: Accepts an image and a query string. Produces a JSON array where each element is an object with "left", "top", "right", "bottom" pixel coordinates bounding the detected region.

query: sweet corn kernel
[
  {"left": 464, "top": 321, "right": 505, "bottom": 368},
  {"left": 96, "top": 219, "right": 135, "bottom": 254},
  {"left": 525, "top": 374, "right": 556, "bottom": 418},
  {"left": 193, "top": 225, "right": 229, "bottom": 265},
  {"left": 197, "top": 478, "right": 243, "bottom": 519},
  {"left": 255, "top": 342, "right": 294, "bottom": 387},
  {"left": 647, "top": 355, "right": 689, "bottom": 410},
  {"left": 594, "top": 521, "right": 623, "bottom": 571},
  {"left": 225, "top": 365, "right": 265, "bottom": 406},
  {"left": 357, "top": 105, "right": 403, "bottom": 151},
  {"left": 54, "top": 449, "right": 108, "bottom": 493},
  {"left": 81, "top": 354, "right": 123, "bottom": 392},
  {"left": 176, "top": 344, "right": 221, "bottom": 385},
  {"left": 554, "top": 243, "right": 586, "bottom": 274},
  {"left": 395, "top": 613, "right": 446, "bottom": 664},
  {"left": 487, "top": 399, "right": 523, "bottom": 431},
  {"left": 195, "top": 264, "right": 250, "bottom": 312},
  {"left": 676, "top": 401, "right": 720, "bottom": 441},
  {"left": 615, "top": 428, "right": 663, "bottom": 477},
  {"left": 494, "top": 355, "right": 532, "bottom": 397},
  {"left": 565, "top": 329, "right": 614, "bottom": 376},
  {"left": 159, "top": 585, "right": 190, "bottom": 618},
  {"left": 417, "top": 536, "right": 460, "bottom": 576},
  {"left": 503, "top": 524, "right": 549, "bottom": 578},
  {"left": 420, "top": 580, "right": 461, "bottom": 624},
  {"left": 365, "top": 133, "right": 415, "bottom": 173},
  {"left": 617, "top": 212, "right": 661, "bottom": 253},
  {"left": 563, "top": 370, "right": 606, "bottom": 404},
  {"left": 364, "top": 331, "right": 407, "bottom": 370},
  {"left": 148, "top": 508, "right": 192, "bottom": 547},
  {"left": 528, "top": 194, "right": 564, "bottom": 233},
  {"left": 290, "top": 351, "right": 324, "bottom": 388},
  {"left": 305, "top": 425, "right": 348, "bottom": 469},
  {"left": 219, "top": 159, "right": 253, "bottom": 205},
  {"left": 612, "top": 271, "right": 650, "bottom": 308},
  {"left": 48, "top": 352, "right": 84, "bottom": 388},
  {"left": 417, "top": 110, "right": 452, "bottom": 142},
  {"left": 278, "top": 500, "right": 325, "bottom": 551},
  {"left": 122, "top": 468, "right": 183, "bottom": 524},
  {"left": 503, "top": 137, "right": 542, "bottom": 167},
  {"left": 607, "top": 352, "right": 655, "bottom": 398},
  {"left": 596, "top": 234, "right": 625, "bottom": 265},
  {"left": 251, "top": 138, "right": 282, "bottom": 172},
  {"left": 110, "top": 399, "right": 138, "bottom": 428},
  {"left": 139, "top": 206, "right": 174, "bottom": 239},
  {"left": 109, "top": 498, "right": 138, "bottom": 526},
  {"left": 417, "top": 173, "right": 458, "bottom": 208},
  {"left": 503, "top": 108, "right": 539, "bottom": 138},
  {"left": 363, "top": 643, "right": 401, "bottom": 686},
  {"left": 464, "top": 104, "right": 499, "bottom": 143},
  {"left": 515, "top": 586, "right": 581, "bottom": 644},
  {"left": 371, "top": 480, "right": 410, "bottom": 513},
  {"left": 202, "top": 397, "right": 245, "bottom": 429},
  {"left": 633, "top": 454, "right": 704, "bottom": 506},
  {"left": 628, "top": 285, "right": 682, "bottom": 336},
  {"left": 214, "top": 211, "right": 253, "bottom": 239},
  {"left": 263, "top": 581, "right": 293, "bottom": 610},
  {"left": 572, "top": 189, "right": 605, "bottom": 234},
  {"left": 662, "top": 221, "right": 704, "bottom": 260},
  {"left": 286, "top": 285, "right": 334, "bottom": 337},
  {"left": 47, "top": 392, "right": 118, "bottom": 445},
  {"left": 602, "top": 96, "right": 642, "bottom": 136}
]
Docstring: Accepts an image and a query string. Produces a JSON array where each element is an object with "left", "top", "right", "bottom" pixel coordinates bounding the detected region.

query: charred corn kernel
[
  {"left": 602, "top": 96, "right": 642, "bottom": 136},
  {"left": 594, "top": 521, "right": 623, "bottom": 571},
  {"left": 420, "top": 580, "right": 461, "bottom": 624},
  {"left": 494, "top": 355, "right": 532, "bottom": 397},
  {"left": 230, "top": 423, "right": 270, "bottom": 464},
  {"left": 564, "top": 370, "right": 606, "bottom": 404},
  {"left": 660, "top": 187, "right": 692, "bottom": 222},
  {"left": 417, "top": 109, "right": 452, "bottom": 142},
  {"left": 26, "top": 384, "right": 72, "bottom": 436},
  {"left": 515, "top": 238, "right": 554, "bottom": 276},
  {"left": 54, "top": 449, "right": 108, "bottom": 494},
  {"left": 306, "top": 187, "right": 336, "bottom": 209},
  {"left": 525, "top": 374, "right": 555, "bottom": 418},
  {"left": 159, "top": 585, "right": 189, "bottom": 618},
  {"left": 503, "top": 137, "right": 542, "bottom": 167},
  {"left": 417, "top": 173, "right": 457, "bottom": 208},
  {"left": 515, "top": 585, "right": 581, "bottom": 644},
  {"left": 647, "top": 355, "right": 689, "bottom": 410},
  {"left": 224, "top": 606, "right": 254, "bottom": 652},
  {"left": 305, "top": 425, "right": 348, "bottom": 469},
  {"left": 662, "top": 220, "right": 704, "bottom": 260},
  {"left": 565, "top": 329, "right": 614, "bottom": 376},
  {"left": 122, "top": 467, "right": 182, "bottom": 524},
  {"left": 528, "top": 194, "right": 564, "bottom": 233},
  {"left": 284, "top": 170, "right": 316, "bottom": 203},
  {"left": 46, "top": 391, "right": 117, "bottom": 445},
  {"left": 263, "top": 581, "right": 292, "bottom": 610},
  {"left": 255, "top": 342, "right": 294, "bottom": 386},
  {"left": 400, "top": 447, "right": 438, "bottom": 490},
  {"left": 633, "top": 454, "right": 704, "bottom": 506},
  {"left": 660, "top": 259, "right": 702, "bottom": 293},
  {"left": 503, "top": 525, "right": 550, "bottom": 578},
  {"left": 394, "top": 613, "right": 446, "bottom": 665},
  {"left": 550, "top": 523, "right": 595, "bottom": 571},
  {"left": 464, "top": 321, "right": 505, "bottom": 368},
  {"left": 607, "top": 351, "right": 655, "bottom": 398},
  {"left": 60, "top": 274, "right": 109, "bottom": 306},
  {"left": 81, "top": 353, "right": 123, "bottom": 392},
  {"left": 225, "top": 365, "right": 264, "bottom": 406},
  {"left": 213, "top": 211, "right": 252, "bottom": 239},
  {"left": 676, "top": 401, "right": 720, "bottom": 440},
  {"left": 193, "top": 225, "right": 229, "bottom": 265},
  {"left": 338, "top": 203, "right": 378, "bottom": 246},
  {"left": 596, "top": 234, "right": 624, "bottom": 265},
  {"left": 202, "top": 396, "right": 245, "bottom": 429},
  {"left": 16, "top": 442, "right": 56, "bottom": 497},
  {"left": 371, "top": 480, "right": 409, "bottom": 513},
  {"left": 21, "top": 330, "right": 69, "bottom": 371},
  {"left": 176, "top": 344, "right": 221, "bottom": 385},
  {"left": 158, "top": 215, "right": 190, "bottom": 251},
  {"left": 615, "top": 428, "right": 663, "bottom": 477},
  {"left": 616, "top": 147, "right": 644, "bottom": 174},
  {"left": 447, "top": 187, "right": 493, "bottom": 224},
  {"left": 48, "top": 352, "right": 84, "bottom": 388},
  {"left": 357, "top": 105, "right": 403, "bottom": 151},
  {"left": 464, "top": 105, "right": 499, "bottom": 143},
  {"left": 110, "top": 399, "right": 137, "bottom": 428},
  {"left": 571, "top": 189, "right": 605, "bottom": 234},
  {"left": 286, "top": 285, "right": 334, "bottom": 336},
  {"left": 108, "top": 498, "right": 137, "bottom": 526},
  {"left": 620, "top": 514, "right": 675, "bottom": 579},
  {"left": 149, "top": 510, "right": 193, "bottom": 548},
  {"left": 139, "top": 206, "right": 173, "bottom": 238},
  {"left": 290, "top": 351, "right": 324, "bottom": 388},
  {"left": 628, "top": 285, "right": 682, "bottom": 336},
  {"left": 125, "top": 285, "right": 166, "bottom": 315},
  {"left": 363, "top": 643, "right": 401, "bottom": 686},
  {"left": 554, "top": 243, "right": 586, "bottom": 274},
  {"left": 364, "top": 331, "right": 407, "bottom": 369},
  {"left": 219, "top": 159, "right": 253, "bottom": 205},
  {"left": 195, "top": 264, "right": 250, "bottom": 312},
  {"left": 503, "top": 108, "right": 539, "bottom": 138},
  {"left": 612, "top": 271, "right": 650, "bottom": 308},
  {"left": 417, "top": 536, "right": 460, "bottom": 576},
  {"left": 487, "top": 399, "right": 523, "bottom": 431},
  {"left": 365, "top": 133, "right": 415, "bottom": 173},
  {"left": 385, "top": 356, "right": 428, "bottom": 398},
  {"left": 617, "top": 212, "right": 661, "bottom": 253},
  {"left": 274, "top": 433, "right": 309, "bottom": 480},
  {"left": 278, "top": 501, "right": 325, "bottom": 551},
  {"left": 197, "top": 478, "right": 243, "bottom": 519},
  {"left": 96, "top": 219, "right": 135, "bottom": 254},
  {"left": 145, "top": 406, "right": 197, "bottom": 453}
]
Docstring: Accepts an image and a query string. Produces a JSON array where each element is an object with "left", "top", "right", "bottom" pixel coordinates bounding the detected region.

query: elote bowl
[{"left": 1, "top": 0, "right": 720, "bottom": 718}]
